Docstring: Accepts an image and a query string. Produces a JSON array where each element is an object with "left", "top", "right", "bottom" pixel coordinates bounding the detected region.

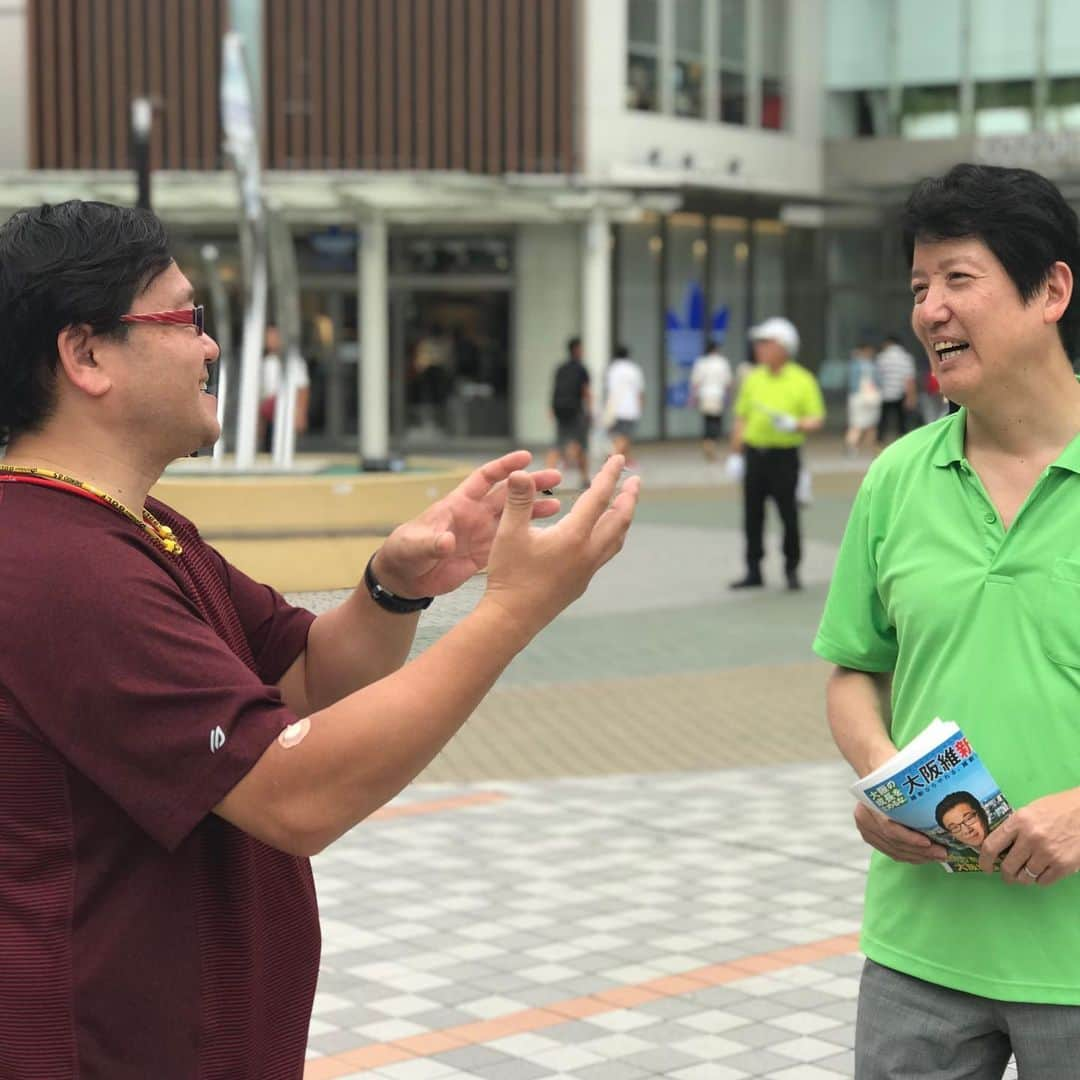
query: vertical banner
[
  {"left": 267, "top": 208, "right": 304, "bottom": 468},
  {"left": 221, "top": 31, "right": 267, "bottom": 469}
]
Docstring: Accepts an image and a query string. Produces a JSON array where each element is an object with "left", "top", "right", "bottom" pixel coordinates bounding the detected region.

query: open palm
[{"left": 376, "top": 451, "right": 562, "bottom": 598}]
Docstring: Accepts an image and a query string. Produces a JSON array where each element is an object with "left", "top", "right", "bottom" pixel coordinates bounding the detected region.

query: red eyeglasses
[{"left": 119, "top": 304, "right": 205, "bottom": 336}]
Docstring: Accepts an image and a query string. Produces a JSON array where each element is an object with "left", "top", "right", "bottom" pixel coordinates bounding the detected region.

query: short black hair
[
  {"left": 0, "top": 200, "right": 173, "bottom": 444},
  {"left": 934, "top": 791, "right": 990, "bottom": 834},
  {"left": 567, "top": 336, "right": 581, "bottom": 353},
  {"left": 901, "top": 164, "right": 1080, "bottom": 357},
  {"left": 615, "top": 344, "right": 630, "bottom": 359}
]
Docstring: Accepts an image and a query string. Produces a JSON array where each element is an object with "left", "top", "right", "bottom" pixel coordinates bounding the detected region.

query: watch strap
[{"left": 363, "top": 554, "right": 433, "bottom": 614}]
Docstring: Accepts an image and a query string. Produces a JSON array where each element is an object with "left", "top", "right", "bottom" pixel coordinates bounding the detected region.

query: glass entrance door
[{"left": 390, "top": 290, "right": 511, "bottom": 447}]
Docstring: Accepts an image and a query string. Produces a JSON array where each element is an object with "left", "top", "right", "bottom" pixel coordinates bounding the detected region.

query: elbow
[{"left": 270, "top": 789, "right": 386, "bottom": 858}]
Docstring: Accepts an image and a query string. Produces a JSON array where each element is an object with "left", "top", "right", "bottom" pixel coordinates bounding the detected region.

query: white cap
[{"left": 749, "top": 316, "right": 800, "bottom": 357}]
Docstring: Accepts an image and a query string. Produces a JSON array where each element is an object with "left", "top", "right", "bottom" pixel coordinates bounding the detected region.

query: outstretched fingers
[
  {"left": 589, "top": 475, "right": 640, "bottom": 562},
  {"left": 563, "top": 455, "right": 627, "bottom": 535},
  {"left": 459, "top": 450, "right": 533, "bottom": 500}
]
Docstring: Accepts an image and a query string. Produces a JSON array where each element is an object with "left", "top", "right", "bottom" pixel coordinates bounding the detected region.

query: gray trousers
[{"left": 856, "top": 960, "right": 1080, "bottom": 1079}]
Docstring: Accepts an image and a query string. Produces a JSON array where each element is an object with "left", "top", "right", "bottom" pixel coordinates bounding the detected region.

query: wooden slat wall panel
[
  {"left": 30, "top": 0, "right": 226, "bottom": 170},
  {"left": 414, "top": 0, "right": 431, "bottom": 169},
  {"left": 30, "top": 0, "right": 576, "bottom": 175},
  {"left": 267, "top": 0, "right": 578, "bottom": 174}
]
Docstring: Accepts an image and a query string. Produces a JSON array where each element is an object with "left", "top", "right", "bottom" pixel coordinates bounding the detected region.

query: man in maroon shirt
[{"left": 0, "top": 201, "right": 639, "bottom": 1079}]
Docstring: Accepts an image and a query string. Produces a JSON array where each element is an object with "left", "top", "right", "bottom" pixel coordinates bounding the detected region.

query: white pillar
[
  {"left": 359, "top": 214, "right": 390, "bottom": 466},
  {"left": 582, "top": 206, "right": 611, "bottom": 419}
]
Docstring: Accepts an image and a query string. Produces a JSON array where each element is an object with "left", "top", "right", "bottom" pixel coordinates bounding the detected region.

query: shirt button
[{"left": 984, "top": 512, "right": 997, "bottom": 524}]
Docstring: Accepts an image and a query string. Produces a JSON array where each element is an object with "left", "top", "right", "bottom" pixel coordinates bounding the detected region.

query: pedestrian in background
[
  {"left": 545, "top": 335, "right": 591, "bottom": 489},
  {"left": 258, "top": 323, "right": 310, "bottom": 454},
  {"left": 875, "top": 332, "right": 917, "bottom": 443},
  {"left": 690, "top": 339, "right": 733, "bottom": 461},
  {"left": 845, "top": 341, "right": 881, "bottom": 457},
  {"left": 729, "top": 317, "right": 825, "bottom": 591},
  {"left": 604, "top": 344, "right": 645, "bottom": 463}
]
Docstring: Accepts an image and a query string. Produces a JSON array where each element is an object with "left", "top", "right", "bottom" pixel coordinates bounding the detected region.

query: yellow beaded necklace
[{"left": 0, "top": 464, "right": 183, "bottom": 556}]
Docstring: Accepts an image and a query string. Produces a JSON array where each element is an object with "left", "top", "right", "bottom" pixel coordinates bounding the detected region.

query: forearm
[
  {"left": 302, "top": 585, "right": 420, "bottom": 713},
  {"left": 799, "top": 416, "right": 825, "bottom": 434},
  {"left": 827, "top": 665, "right": 897, "bottom": 777},
  {"left": 226, "top": 599, "right": 531, "bottom": 854}
]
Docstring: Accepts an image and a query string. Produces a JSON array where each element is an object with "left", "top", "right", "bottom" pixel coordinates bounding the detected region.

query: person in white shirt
[
  {"left": 604, "top": 345, "right": 645, "bottom": 461},
  {"left": 874, "top": 333, "right": 918, "bottom": 444},
  {"left": 259, "top": 324, "right": 311, "bottom": 454},
  {"left": 690, "top": 339, "right": 733, "bottom": 461}
]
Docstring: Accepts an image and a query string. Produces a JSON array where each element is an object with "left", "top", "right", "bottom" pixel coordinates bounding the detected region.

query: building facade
[
  {"left": 7, "top": 0, "right": 834, "bottom": 453},
  {"left": 823, "top": 0, "right": 1080, "bottom": 372}
]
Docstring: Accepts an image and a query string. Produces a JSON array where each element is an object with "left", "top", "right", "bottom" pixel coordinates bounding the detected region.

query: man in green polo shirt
[
  {"left": 730, "top": 316, "right": 824, "bottom": 591},
  {"left": 815, "top": 163, "right": 1080, "bottom": 1078}
]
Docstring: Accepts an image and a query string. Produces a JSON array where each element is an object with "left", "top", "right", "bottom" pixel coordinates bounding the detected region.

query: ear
[
  {"left": 1044, "top": 260, "right": 1073, "bottom": 328},
  {"left": 56, "top": 323, "right": 112, "bottom": 399}
]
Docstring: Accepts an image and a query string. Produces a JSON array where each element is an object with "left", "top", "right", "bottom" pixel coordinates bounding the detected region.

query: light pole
[{"left": 131, "top": 97, "right": 153, "bottom": 211}]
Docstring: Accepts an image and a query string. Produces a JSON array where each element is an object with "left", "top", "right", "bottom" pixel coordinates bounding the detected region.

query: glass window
[
  {"left": 1046, "top": 0, "right": 1080, "bottom": 78},
  {"left": 628, "top": 0, "right": 659, "bottom": 44},
  {"left": 826, "top": 89, "right": 890, "bottom": 137},
  {"left": 718, "top": 0, "right": 747, "bottom": 125},
  {"left": 759, "top": 0, "right": 787, "bottom": 130},
  {"left": 627, "top": 0, "right": 660, "bottom": 112},
  {"left": 627, "top": 54, "right": 659, "bottom": 111},
  {"left": 900, "top": 85, "right": 961, "bottom": 139},
  {"left": 971, "top": 0, "right": 1036, "bottom": 81},
  {"left": 710, "top": 217, "right": 749, "bottom": 370},
  {"left": 673, "top": 0, "right": 704, "bottom": 118},
  {"left": 974, "top": 81, "right": 1034, "bottom": 136},
  {"left": 675, "top": 0, "right": 703, "bottom": 52},
  {"left": 752, "top": 220, "right": 785, "bottom": 323},
  {"left": 896, "top": 0, "right": 963, "bottom": 86},
  {"left": 1047, "top": 78, "right": 1080, "bottom": 132},
  {"left": 617, "top": 220, "right": 662, "bottom": 440},
  {"left": 827, "top": 229, "right": 880, "bottom": 284},
  {"left": 825, "top": 0, "right": 890, "bottom": 92}
]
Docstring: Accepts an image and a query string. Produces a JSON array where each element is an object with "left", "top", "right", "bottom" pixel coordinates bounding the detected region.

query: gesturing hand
[
  {"left": 978, "top": 788, "right": 1080, "bottom": 885},
  {"left": 853, "top": 802, "right": 950, "bottom": 865},
  {"left": 480, "top": 454, "right": 640, "bottom": 642},
  {"left": 372, "top": 450, "right": 562, "bottom": 599}
]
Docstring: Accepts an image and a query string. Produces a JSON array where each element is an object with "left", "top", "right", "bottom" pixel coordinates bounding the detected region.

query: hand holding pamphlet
[{"left": 851, "top": 718, "right": 1014, "bottom": 872}]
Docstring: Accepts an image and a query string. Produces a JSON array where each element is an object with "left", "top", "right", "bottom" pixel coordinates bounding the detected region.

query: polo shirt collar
[
  {"left": 930, "top": 410, "right": 967, "bottom": 469},
  {"left": 929, "top": 405, "right": 1080, "bottom": 475}
]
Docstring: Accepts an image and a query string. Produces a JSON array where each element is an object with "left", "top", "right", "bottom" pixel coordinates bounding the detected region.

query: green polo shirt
[
  {"left": 814, "top": 409, "right": 1080, "bottom": 1004},
  {"left": 734, "top": 362, "right": 825, "bottom": 449}
]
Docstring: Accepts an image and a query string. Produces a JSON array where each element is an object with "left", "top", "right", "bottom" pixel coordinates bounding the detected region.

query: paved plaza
[{"left": 289, "top": 437, "right": 1009, "bottom": 1080}]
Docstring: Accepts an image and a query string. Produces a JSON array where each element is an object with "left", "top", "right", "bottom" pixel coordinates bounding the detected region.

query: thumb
[{"left": 496, "top": 471, "right": 536, "bottom": 535}]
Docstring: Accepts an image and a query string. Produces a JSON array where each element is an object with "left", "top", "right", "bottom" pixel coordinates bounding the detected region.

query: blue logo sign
[{"left": 665, "top": 282, "right": 729, "bottom": 407}]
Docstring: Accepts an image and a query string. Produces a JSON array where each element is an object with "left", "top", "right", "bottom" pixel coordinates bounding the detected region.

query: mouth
[
  {"left": 199, "top": 375, "right": 211, "bottom": 393},
  {"left": 933, "top": 339, "right": 969, "bottom": 362}
]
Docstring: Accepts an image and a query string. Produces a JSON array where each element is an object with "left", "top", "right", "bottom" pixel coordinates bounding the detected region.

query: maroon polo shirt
[{"left": 0, "top": 481, "right": 320, "bottom": 1079}]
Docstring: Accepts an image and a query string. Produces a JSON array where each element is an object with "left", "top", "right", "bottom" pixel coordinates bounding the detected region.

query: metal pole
[
  {"left": 360, "top": 213, "right": 390, "bottom": 469},
  {"left": 131, "top": 97, "right": 152, "bottom": 211}
]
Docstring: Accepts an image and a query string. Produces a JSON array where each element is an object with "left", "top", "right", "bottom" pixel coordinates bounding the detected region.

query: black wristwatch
[{"left": 363, "top": 554, "right": 434, "bottom": 614}]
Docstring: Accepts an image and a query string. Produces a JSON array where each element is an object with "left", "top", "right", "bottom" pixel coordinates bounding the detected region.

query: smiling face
[
  {"left": 101, "top": 262, "right": 221, "bottom": 460},
  {"left": 940, "top": 801, "right": 989, "bottom": 849},
  {"left": 910, "top": 237, "right": 1069, "bottom": 409}
]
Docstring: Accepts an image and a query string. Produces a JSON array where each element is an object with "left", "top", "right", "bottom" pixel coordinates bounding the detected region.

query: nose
[
  {"left": 914, "top": 280, "right": 950, "bottom": 330},
  {"left": 202, "top": 331, "right": 221, "bottom": 364}
]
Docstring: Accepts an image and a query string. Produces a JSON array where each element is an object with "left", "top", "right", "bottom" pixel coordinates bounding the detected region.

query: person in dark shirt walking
[{"left": 546, "top": 336, "right": 592, "bottom": 488}]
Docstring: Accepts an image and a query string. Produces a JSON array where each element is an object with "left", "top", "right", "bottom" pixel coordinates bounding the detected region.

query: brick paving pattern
[{"left": 288, "top": 437, "right": 1017, "bottom": 1079}]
